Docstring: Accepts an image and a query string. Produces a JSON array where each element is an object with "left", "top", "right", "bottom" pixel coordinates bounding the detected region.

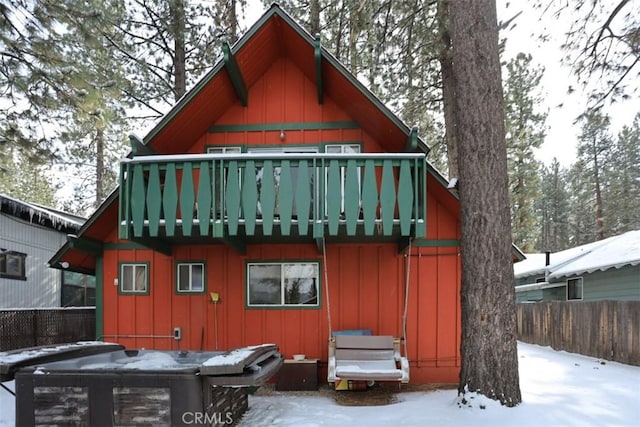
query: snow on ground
[{"left": 1, "top": 342, "right": 639, "bottom": 426}]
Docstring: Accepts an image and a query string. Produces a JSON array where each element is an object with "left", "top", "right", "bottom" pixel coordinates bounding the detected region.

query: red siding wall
[{"left": 101, "top": 55, "right": 461, "bottom": 384}]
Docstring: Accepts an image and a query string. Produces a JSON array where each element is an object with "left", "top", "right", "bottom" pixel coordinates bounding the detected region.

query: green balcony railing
[{"left": 118, "top": 153, "right": 426, "bottom": 241}]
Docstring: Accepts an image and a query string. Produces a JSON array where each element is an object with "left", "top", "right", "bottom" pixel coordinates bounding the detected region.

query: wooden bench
[{"left": 327, "top": 335, "right": 409, "bottom": 384}]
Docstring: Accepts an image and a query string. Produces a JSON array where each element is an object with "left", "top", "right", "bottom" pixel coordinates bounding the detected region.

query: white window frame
[
  {"left": 120, "top": 263, "right": 148, "bottom": 294},
  {"left": 206, "top": 146, "right": 242, "bottom": 154},
  {"left": 176, "top": 262, "right": 205, "bottom": 293},
  {"left": 248, "top": 147, "right": 319, "bottom": 218},
  {"left": 566, "top": 277, "right": 583, "bottom": 301},
  {"left": 325, "top": 144, "right": 361, "bottom": 214},
  {"left": 246, "top": 261, "right": 320, "bottom": 308}
]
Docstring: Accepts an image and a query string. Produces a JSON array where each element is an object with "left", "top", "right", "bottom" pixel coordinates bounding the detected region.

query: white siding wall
[{"left": 0, "top": 213, "right": 66, "bottom": 308}]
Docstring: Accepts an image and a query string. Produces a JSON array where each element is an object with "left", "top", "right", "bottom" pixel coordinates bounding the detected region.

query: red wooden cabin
[{"left": 50, "top": 5, "right": 504, "bottom": 385}]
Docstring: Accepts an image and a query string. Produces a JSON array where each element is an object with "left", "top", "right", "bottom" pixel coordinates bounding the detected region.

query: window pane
[
  {"left": 248, "top": 264, "right": 281, "bottom": 305},
  {"left": 6, "top": 255, "right": 22, "bottom": 276},
  {"left": 191, "top": 264, "right": 204, "bottom": 291},
  {"left": 122, "top": 265, "right": 133, "bottom": 291},
  {"left": 134, "top": 266, "right": 147, "bottom": 291},
  {"left": 178, "top": 265, "right": 190, "bottom": 291},
  {"left": 284, "top": 263, "right": 318, "bottom": 305},
  {"left": 567, "top": 278, "right": 583, "bottom": 300}
]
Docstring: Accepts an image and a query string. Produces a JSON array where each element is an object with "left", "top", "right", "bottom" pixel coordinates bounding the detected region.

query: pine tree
[
  {"left": 0, "top": 146, "right": 57, "bottom": 206},
  {"left": 604, "top": 113, "right": 640, "bottom": 234},
  {"left": 549, "top": 0, "right": 639, "bottom": 106},
  {"left": 111, "top": 0, "right": 244, "bottom": 122},
  {"left": 567, "top": 159, "right": 597, "bottom": 246},
  {"left": 450, "top": 0, "right": 521, "bottom": 407},
  {"left": 503, "top": 53, "right": 546, "bottom": 251},
  {"left": 576, "top": 109, "right": 612, "bottom": 241},
  {"left": 535, "top": 159, "right": 570, "bottom": 252}
]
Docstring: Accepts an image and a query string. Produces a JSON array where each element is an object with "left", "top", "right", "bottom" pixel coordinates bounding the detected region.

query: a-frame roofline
[
  {"left": 50, "top": 5, "right": 525, "bottom": 272},
  {"left": 142, "top": 3, "right": 430, "bottom": 154}
]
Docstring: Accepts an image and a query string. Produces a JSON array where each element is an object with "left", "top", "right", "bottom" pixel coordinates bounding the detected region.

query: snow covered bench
[{"left": 327, "top": 335, "right": 409, "bottom": 384}]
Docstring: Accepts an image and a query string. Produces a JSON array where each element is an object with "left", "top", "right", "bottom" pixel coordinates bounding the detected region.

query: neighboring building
[
  {"left": 514, "top": 230, "right": 640, "bottom": 302},
  {"left": 49, "top": 6, "right": 523, "bottom": 384},
  {"left": 0, "top": 194, "right": 95, "bottom": 308}
]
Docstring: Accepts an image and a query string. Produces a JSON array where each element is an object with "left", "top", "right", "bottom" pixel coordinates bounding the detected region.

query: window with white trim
[
  {"left": 177, "top": 262, "right": 205, "bottom": 293},
  {"left": 247, "top": 262, "right": 319, "bottom": 307},
  {"left": 325, "top": 144, "right": 361, "bottom": 213},
  {"left": 120, "top": 263, "right": 148, "bottom": 294},
  {"left": 0, "top": 249, "right": 27, "bottom": 280},
  {"left": 567, "top": 277, "right": 583, "bottom": 300},
  {"left": 206, "top": 146, "right": 242, "bottom": 154},
  {"left": 207, "top": 146, "right": 242, "bottom": 218}
]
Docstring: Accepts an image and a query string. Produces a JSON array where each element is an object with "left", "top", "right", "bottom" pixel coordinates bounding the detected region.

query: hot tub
[{"left": 1, "top": 343, "right": 282, "bottom": 426}]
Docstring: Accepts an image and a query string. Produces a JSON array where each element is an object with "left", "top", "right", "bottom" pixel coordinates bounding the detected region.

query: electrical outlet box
[{"left": 173, "top": 327, "right": 181, "bottom": 340}]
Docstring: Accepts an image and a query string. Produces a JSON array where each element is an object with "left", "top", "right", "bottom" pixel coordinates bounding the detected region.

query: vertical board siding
[
  {"left": 0, "top": 215, "right": 65, "bottom": 308},
  {"left": 103, "top": 54, "right": 463, "bottom": 384},
  {"left": 102, "top": 240, "right": 461, "bottom": 383}
]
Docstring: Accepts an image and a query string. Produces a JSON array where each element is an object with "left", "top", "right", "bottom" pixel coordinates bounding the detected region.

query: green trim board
[
  {"left": 129, "top": 134, "right": 156, "bottom": 156},
  {"left": 404, "top": 126, "right": 418, "bottom": 152},
  {"left": 95, "top": 255, "right": 103, "bottom": 339},
  {"left": 222, "top": 41, "right": 248, "bottom": 106},
  {"left": 314, "top": 34, "right": 323, "bottom": 104},
  {"left": 67, "top": 235, "right": 103, "bottom": 255},
  {"left": 208, "top": 121, "right": 359, "bottom": 133}
]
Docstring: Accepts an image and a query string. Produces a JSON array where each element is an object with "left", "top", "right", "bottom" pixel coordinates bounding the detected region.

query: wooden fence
[
  {"left": 0, "top": 308, "right": 95, "bottom": 351},
  {"left": 517, "top": 300, "right": 640, "bottom": 366}
]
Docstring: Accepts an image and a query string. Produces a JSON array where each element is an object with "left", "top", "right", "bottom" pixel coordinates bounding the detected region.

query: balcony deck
[{"left": 118, "top": 153, "right": 426, "bottom": 253}]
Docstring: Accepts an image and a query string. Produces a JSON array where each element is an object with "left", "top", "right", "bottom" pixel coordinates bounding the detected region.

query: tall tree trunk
[
  {"left": 310, "top": 0, "right": 320, "bottom": 35},
  {"left": 171, "top": 0, "right": 186, "bottom": 100},
  {"left": 450, "top": 0, "right": 521, "bottom": 406},
  {"left": 227, "top": 0, "right": 238, "bottom": 42},
  {"left": 95, "top": 126, "right": 105, "bottom": 207},
  {"left": 437, "top": 0, "right": 459, "bottom": 179},
  {"left": 593, "top": 154, "right": 604, "bottom": 240}
]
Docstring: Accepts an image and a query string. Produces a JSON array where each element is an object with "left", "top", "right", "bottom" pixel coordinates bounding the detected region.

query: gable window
[
  {"left": 206, "top": 146, "right": 242, "bottom": 155},
  {"left": 325, "top": 144, "right": 361, "bottom": 213},
  {"left": 0, "top": 249, "right": 27, "bottom": 280},
  {"left": 120, "top": 263, "right": 148, "bottom": 294},
  {"left": 247, "top": 262, "right": 319, "bottom": 308},
  {"left": 176, "top": 262, "right": 205, "bottom": 293},
  {"left": 567, "top": 277, "right": 583, "bottom": 300}
]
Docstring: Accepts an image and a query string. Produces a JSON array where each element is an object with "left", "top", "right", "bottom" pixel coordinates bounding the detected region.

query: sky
[
  {"left": 1, "top": 342, "right": 639, "bottom": 426},
  {"left": 242, "top": 1, "right": 639, "bottom": 168}
]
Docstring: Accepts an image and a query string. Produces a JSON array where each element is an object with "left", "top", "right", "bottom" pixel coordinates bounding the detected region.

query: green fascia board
[
  {"left": 208, "top": 121, "right": 359, "bottom": 133},
  {"left": 222, "top": 41, "right": 248, "bottom": 106},
  {"left": 404, "top": 126, "right": 418, "bottom": 152},
  {"left": 95, "top": 256, "right": 103, "bottom": 339},
  {"left": 314, "top": 33, "right": 323, "bottom": 104},
  {"left": 129, "top": 133, "right": 156, "bottom": 156},
  {"left": 48, "top": 190, "right": 119, "bottom": 270},
  {"left": 67, "top": 235, "right": 104, "bottom": 255}
]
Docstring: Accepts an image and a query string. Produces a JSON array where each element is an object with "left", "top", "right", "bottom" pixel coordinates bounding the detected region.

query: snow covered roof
[
  {"left": 0, "top": 194, "right": 84, "bottom": 234},
  {"left": 514, "top": 230, "right": 640, "bottom": 280}
]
